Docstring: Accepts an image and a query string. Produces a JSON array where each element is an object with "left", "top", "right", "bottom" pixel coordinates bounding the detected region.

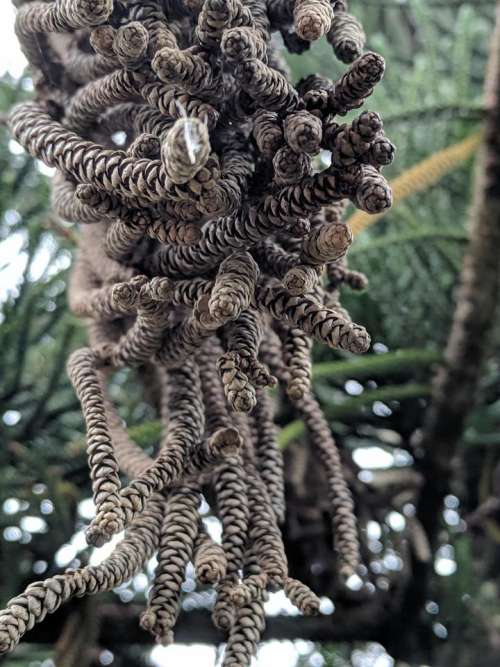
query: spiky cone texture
[
  {"left": 293, "top": 0, "right": 333, "bottom": 42},
  {"left": 302, "top": 221, "right": 353, "bottom": 264},
  {"left": 252, "top": 109, "right": 284, "bottom": 156},
  {"left": 224, "top": 308, "right": 276, "bottom": 388},
  {"left": 327, "top": 11, "right": 366, "bottom": 64},
  {"left": 221, "top": 26, "right": 267, "bottom": 63},
  {"left": 284, "top": 578, "right": 321, "bottom": 615},
  {"left": 222, "top": 598, "right": 266, "bottom": 667},
  {"left": 214, "top": 455, "right": 250, "bottom": 577},
  {"left": 208, "top": 251, "right": 260, "bottom": 322},
  {"left": 259, "top": 283, "right": 371, "bottom": 354},
  {"left": 0, "top": 494, "right": 165, "bottom": 655},
  {"left": 300, "top": 392, "right": 361, "bottom": 579},
  {"left": 283, "top": 264, "right": 320, "bottom": 296},
  {"left": 113, "top": 22, "right": 150, "bottom": 69},
  {"left": 197, "top": 0, "right": 234, "bottom": 47},
  {"left": 284, "top": 109, "right": 323, "bottom": 154},
  {"left": 246, "top": 468, "right": 288, "bottom": 588},
  {"left": 66, "top": 348, "right": 125, "bottom": 546},
  {"left": 162, "top": 117, "right": 211, "bottom": 185},
  {"left": 217, "top": 351, "right": 258, "bottom": 413},
  {"left": 252, "top": 390, "right": 286, "bottom": 523},
  {"left": 273, "top": 145, "right": 312, "bottom": 185},
  {"left": 140, "top": 486, "right": 200, "bottom": 644},
  {"left": 193, "top": 524, "right": 228, "bottom": 584},
  {"left": 282, "top": 326, "right": 313, "bottom": 401},
  {"left": 2, "top": 0, "right": 395, "bottom": 660},
  {"left": 230, "top": 573, "right": 269, "bottom": 607}
]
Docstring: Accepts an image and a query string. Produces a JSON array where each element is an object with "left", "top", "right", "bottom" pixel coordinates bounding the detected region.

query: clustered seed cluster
[{"left": 1, "top": 0, "right": 394, "bottom": 661}]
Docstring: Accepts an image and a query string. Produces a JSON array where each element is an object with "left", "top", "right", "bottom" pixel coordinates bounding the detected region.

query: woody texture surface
[{"left": 1, "top": 0, "right": 394, "bottom": 662}]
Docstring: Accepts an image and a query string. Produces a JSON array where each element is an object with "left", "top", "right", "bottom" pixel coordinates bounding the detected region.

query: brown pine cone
[
  {"left": 327, "top": 11, "right": 366, "bottom": 63},
  {"left": 294, "top": 0, "right": 333, "bottom": 42},
  {"left": 273, "top": 145, "right": 312, "bottom": 185},
  {"left": 283, "top": 109, "right": 323, "bottom": 155}
]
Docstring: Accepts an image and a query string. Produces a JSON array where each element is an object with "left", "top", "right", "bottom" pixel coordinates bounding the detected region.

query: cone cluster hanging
[{"left": 1, "top": 0, "right": 394, "bottom": 660}]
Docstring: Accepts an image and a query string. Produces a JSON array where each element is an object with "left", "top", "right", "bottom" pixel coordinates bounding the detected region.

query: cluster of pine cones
[{"left": 1, "top": 0, "right": 394, "bottom": 661}]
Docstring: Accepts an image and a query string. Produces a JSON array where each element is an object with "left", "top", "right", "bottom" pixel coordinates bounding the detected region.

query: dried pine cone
[
  {"left": 2, "top": 0, "right": 396, "bottom": 661},
  {"left": 294, "top": 0, "right": 333, "bottom": 42},
  {"left": 327, "top": 11, "right": 366, "bottom": 63}
]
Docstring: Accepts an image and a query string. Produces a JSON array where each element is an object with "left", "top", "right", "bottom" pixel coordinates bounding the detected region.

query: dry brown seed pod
[
  {"left": 299, "top": 392, "right": 361, "bottom": 579},
  {"left": 282, "top": 326, "right": 313, "bottom": 401},
  {"left": 97, "top": 279, "right": 173, "bottom": 368},
  {"left": 366, "top": 134, "right": 396, "bottom": 168},
  {"left": 140, "top": 486, "right": 200, "bottom": 645},
  {"left": 224, "top": 309, "right": 276, "bottom": 388},
  {"left": 113, "top": 22, "right": 149, "bottom": 68},
  {"left": 213, "top": 575, "right": 238, "bottom": 631},
  {"left": 68, "top": 258, "right": 140, "bottom": 320},
  {"left": 222, "top": 598, "right": 266, "bottom": 666},
  {"left": 9, "top": 103, "right": 172, "bottom": 204},
  {"left": 252, "top": 109, "right": 284, "bottom": 156},
  {"left": 90, "top": 25, "right": 116, "bottom": 57},
  {"left": 66, "top": 348, "right": 124, "bottom": 547},
  {"left": 209, "top": 427, "right": 243, "bottom": 457},
  {"left": 196, "top": 0, "right": 233, "bottom": 46},
  {"left": 148, "top": 220, "right": 202, "bottom": 245},
  {"left": 127, "top": 133, "right": 161, "bottom": 159},
  {"left": 230, "top": 573, "right": 268, "bottom": 607},
  {"left": 155, "top": 301, "right": 224, "bottom": 366},
  {"left": 283, "top": 109, "right": 323, "bottom": 155},
  {"left": 52, "top": 173, "right": 102, "bottom": 224},
  {"left": 0, "top": 494, "right": 164, "bottom": 655},
  {"left": 328, "top": 111, "right": 387, "bottom": 168},
  {"left": 329, "top": 52, "right": 385, "bottom": 115},
  {"left": 105, "top": 215, "right": 149, "bottom": 263},
  {"left": 17, "top": 0, "right": 114, "bottom": 38},
  {"left": 246, "top": 468, "right": 288, "bottom": 588},
  {"left": 327, "top": 11, "right": 366, "bottom": 63},
  {"left": 252, "top": 390, "right": 285, "bottom": 523},
  {"left": 208, "top": 252, "right": 260, "bottom": 322},
  {"left": 259, "top": 283, "right": 371, "bottom": 354},
  {"left": 354, "top": 164, "right": 393, "bottom": 213},
  {"left": 127, "top": 0, "right": 179, "bottom": 53},
  {"left": 116, "top": 361, "right": 229, "bottom": 528},
  {"left": 302, "top": 221, "right": 353, "bottom": 264},
  {"left": 294, "top": 0, "right": 333, "bottom": 42},
  {"left": 217, "top": 351, "right": 257, "bottom": 413},
  {"left": 74, "top": 185, "right": 129, "bottom": 219},
  {"left": 236, "top": 58, "right": 300, "bottom": 112},
  {"left": 298, "top": 73, "right": 333, "bottom": 112},
  {"left": 63, "top": 29, "right": 118, "bottom": 84},
  {"left": 283, "top": 264, "right": 319, "bottom": 296},
  {"left": 142, "top": 83, "right": 220, "bottom": 129},
  {"left": 162, "top": 117, "right": 211, "bottom": 185},
  {"left": 193, "top": 523, "right": 228, "bottom": 584},
  {"left": 221, "top": 26, "right": 267, "bottom": 62},
  {"left": 2, "top": 0, "right": 395, "bottom": 655},
  {"left": 64, "top": 68, "right": 143, "bottom": 133},
  {"left": 214, "top": 457, "right": 250, "bottom": 576},
  {"left": 273, "top": 145, "right": 312, "bottom": 185},
  {"left": 152, "top": 47, "right": 220, "bottom": 98},
  {"left": 327, "top": 260, "right": 369, "bottom": 292},
  {"left": 284, "top": 578, "right": 321, "bottom": 615}
]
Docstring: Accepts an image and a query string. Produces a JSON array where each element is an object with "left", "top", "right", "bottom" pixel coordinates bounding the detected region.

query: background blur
[{"left": 0, "top": 1, "right": 498, "bottom": 666}]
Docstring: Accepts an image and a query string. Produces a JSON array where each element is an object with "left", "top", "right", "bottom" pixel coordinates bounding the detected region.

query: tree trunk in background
[{"left": 388, "top": 2, "right": 500, "bottom": 661}]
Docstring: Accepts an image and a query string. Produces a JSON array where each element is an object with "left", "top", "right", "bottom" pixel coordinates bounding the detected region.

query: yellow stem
[{"left": 348, "top": 131, "right": 483, "bottom": 236}]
